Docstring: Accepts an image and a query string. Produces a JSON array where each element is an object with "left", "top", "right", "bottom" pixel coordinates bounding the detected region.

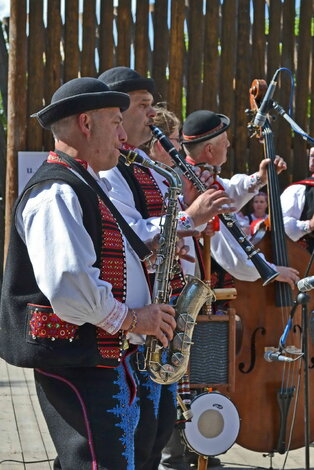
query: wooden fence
[{"left": 1, "top": 0, "right": 314, "bottom": 263}]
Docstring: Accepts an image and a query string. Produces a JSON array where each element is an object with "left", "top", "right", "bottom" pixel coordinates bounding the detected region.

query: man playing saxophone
[{"left": 98, "top": 67, "right": 234, "bottom": 470}]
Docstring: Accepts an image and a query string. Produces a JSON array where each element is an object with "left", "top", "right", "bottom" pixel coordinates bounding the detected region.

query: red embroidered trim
[
  {"left": 98, "top": 198, "right": 126, "bottom": 302},
  {"left": 182, "top": 123, "right": 223, "bottom": 141},
  {"left": 47, "top": 151, "right": 88, "bottom": 169},
  {"left": 290, "top": 179, "right": 314, "bottom": 187},
  {"left": 96, "top": 198, "right": 127, "bottom": 359},
  {"left": 133, "top": 165, "right": 164, "bottom": 216},
  {"left": 28, "top": 306, "right": 79, "bottom": 340}
]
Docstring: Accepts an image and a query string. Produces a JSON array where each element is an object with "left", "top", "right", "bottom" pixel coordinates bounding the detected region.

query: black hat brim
[
  {"left": 182, "top": 114, "right": 230, "bottom": 144},
  {"left": 31, "top": 91, "right": 130, "bottom": 129}
]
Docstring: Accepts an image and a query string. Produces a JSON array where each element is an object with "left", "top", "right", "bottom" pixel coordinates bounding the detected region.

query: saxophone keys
[
  {"left": 173, "top": 332, "right": 193, "bottom": 351},
  {"left": 171, "top": 351, "right": 184, "bottom": 367},
  {"left": 159, "top": 364, "right": 176, "bottom": 382},
  {"left": 176, "top": 313, "right": 196, "bottom": 331}
]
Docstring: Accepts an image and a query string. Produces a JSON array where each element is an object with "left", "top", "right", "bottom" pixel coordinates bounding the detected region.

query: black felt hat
[
  {"left": 98, "top": 66, "right": 155, "bottom": 95},
  {"left": 31, "top": 77, "right": 130, "bottom": 129},
  {"left": 182, "top": 110, "right": 230, "bottom": 144}
]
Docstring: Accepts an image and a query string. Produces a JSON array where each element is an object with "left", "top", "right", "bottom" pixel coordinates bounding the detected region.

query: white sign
[{"left": 18, "top": 151, "right": 48, "bottom": 195}]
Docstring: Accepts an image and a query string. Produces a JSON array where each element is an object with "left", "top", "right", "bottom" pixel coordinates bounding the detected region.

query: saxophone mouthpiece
[{"left": 120, "top": 148, "right": 141, "bottom": 165}]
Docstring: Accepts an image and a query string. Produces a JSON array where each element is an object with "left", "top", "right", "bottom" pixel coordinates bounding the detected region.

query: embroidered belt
[
  {"left": 27, "top": 304, "right": 129, "bottom": 362},
  {"left": 28, "top": 304, "right": 79, "bottom": 341}
]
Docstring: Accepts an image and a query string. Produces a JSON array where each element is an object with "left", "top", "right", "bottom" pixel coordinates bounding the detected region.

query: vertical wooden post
[
  {"left": 116, "top": 0, "right": 132, "bottom": 67},
  {"left": 134, "top": 0, "right": 149, "bottom": 76},
  {"left": 99, "top": 0, "right": 114, "bottom": 73},
  {"left": 202, "top": 0, "right": 219, "bottom": 112},
  {"left": 27, "top": 0, "right": 44, "bottom": 151},
  {"left": 168, "top": 0, "right": 185, "bottom": 120},
  {"left": 152, "top": 0, "right": 169, "bottom": 102},
  {"left": 4, "top": 0, "right": 27, "bottom": 261}
]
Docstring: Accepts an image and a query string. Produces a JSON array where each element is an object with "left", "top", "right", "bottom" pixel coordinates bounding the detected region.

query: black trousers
[
  {"left": 133, "top": 355, "right": 177, "bottom": 469},
  {"left": 35, "top": 352, "right": 177, "bottom": 470},
  {"left": 35, "top": 354, "right": 139, "bottom": 470}
]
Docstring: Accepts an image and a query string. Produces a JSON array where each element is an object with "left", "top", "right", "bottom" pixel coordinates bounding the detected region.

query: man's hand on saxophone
[{"left": 122, "top": 304, "right": 176, "bottom": 348}]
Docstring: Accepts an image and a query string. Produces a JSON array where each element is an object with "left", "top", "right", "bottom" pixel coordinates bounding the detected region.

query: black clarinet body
[{"left": 149, "top": 124, "right": 278, "bottom": 286}]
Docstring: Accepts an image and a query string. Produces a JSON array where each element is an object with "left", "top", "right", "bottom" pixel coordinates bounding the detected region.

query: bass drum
[{"left": 181, "top": 392, "right": 240, "bottom": 456}]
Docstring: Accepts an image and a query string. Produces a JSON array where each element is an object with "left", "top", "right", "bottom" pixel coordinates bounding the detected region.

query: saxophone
[{"left": 120, "top": 149, "right": 213, "bottom": 384}]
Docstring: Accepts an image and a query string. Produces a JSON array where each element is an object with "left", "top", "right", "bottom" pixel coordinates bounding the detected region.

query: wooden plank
[
  {"left": 219, "top": 0, "right": 236, "bottom": 178},
  {"left": 293, "top": 0, "right": 313, "bottom": 181},
  {"left": 23, "top": 368, "right": 55, "bottom": 467},
  {"left": 44, "top": 0, "right": 62, "bottom": 151},
  {"left": 267, "top": 0, "right": 281, "bottom": 84},
  {"left": 152, "top": 0, "right": 169, "bottom": 103},
  {"left": 5, "top": 0, "right": 27, "bottom": 258},
  {"left": 248, "top": 0, "right": 266, "bottom": 179},
  {"left": 7, "top": 364, "right": 52, "bottom": 469},
  {"left": 64, "top": 0, "right": 79, "bottom": 82},
  {"left": 202, "top": 0, "right": 219, "bottom": 111},
  {"left": 276, "top": 0, "right": 295, "bottom": 187},
  {"left": 0, "top": 20, "right": 8, "bottom": 115},
  {"left": 0, "top": 360, "right": 23, "bottom": 466},
  {"left": 98, "top": 0, "right": 114, "bottom": 72},
  {"left": 116, "top": 0, "right": 132, "bottom": 67},
  {"left": 134, "top": 0, "right": 149, "bottom": 76},
  {"left": 251, "top": 0, "right": 265, "bottom": 79},
  {"left": 186, "top": 0, "right": 204, "bottom": 115},
  {"left": 81, "top": 0, "right": 97, "bottom": 77},
  {"left": 168, "top": 0, "right": 185, "bottom": 120},
  {"left": 27, "top": 0, "right": 44, "bottom": 151},
  {"left": 234, "top": 0, "right": 251, "bottom": 174}
]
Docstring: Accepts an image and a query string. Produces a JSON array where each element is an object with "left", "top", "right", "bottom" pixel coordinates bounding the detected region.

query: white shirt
[
  {"left": 281, "top": 183, "right": 311, "bottom": 241},
  {"left": 15, "top": 165, "right": 151, "bottom": 336},
  {"left": 102, "top": 158, "right": 270, "bottom": 282}
]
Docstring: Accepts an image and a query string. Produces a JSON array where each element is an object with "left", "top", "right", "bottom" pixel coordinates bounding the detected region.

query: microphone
[
  {"left": 253, "top": 70, "right": 280, "bottom": 127},
  {"left": 297, "top": 275, "right": 314, "bottom": 293},
  {"left": 264, "top": 350, "right": 293, "bottom": 363}
]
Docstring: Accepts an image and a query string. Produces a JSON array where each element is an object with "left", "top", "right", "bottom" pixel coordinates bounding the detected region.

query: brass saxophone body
[{"left": 120, "top": 149, "right": 213, "bottom": 384}]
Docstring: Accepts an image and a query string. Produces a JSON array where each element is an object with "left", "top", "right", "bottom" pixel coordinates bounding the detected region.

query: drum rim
[{"left": 181, "top": 392, "right": 240, "bottom": 456}]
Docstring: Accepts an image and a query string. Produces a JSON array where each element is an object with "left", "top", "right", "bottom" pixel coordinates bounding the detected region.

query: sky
[{"left": 0, "top": 1, "right": 9, "bottom": 18}]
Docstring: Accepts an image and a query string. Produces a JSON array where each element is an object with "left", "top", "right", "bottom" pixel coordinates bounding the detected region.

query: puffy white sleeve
[
  {"left": 16, "top": 180, "right": 128, "bottom": 333},
  {"left": 281, "top": 184, "right": 309, "bottom": 241},
  {"left": 210, "top": 224, "right": 275, "bottom": 282},
  {"left": 219, "top": 173, "right": 261, "bottom": 211}
]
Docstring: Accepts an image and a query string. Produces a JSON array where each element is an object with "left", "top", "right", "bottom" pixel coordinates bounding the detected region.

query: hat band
[{"left": 182, "top": 122, "right": 224, "bottom": 142}]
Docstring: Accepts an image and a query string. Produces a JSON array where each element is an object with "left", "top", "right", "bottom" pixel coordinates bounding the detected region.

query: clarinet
[{"left": 149, "top": 124, "right": 279, "bottom": 286}]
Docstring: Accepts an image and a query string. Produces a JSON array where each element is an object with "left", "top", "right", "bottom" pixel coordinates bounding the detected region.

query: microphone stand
[
  {"left": 293, "top": 289, "right": 311, "bottom": 469},
  {"left": 280, "top": 287, "right": 311, "bottom": 469},
  {"left": 271, "top": 101, "right": 314, "bottom": 144}
]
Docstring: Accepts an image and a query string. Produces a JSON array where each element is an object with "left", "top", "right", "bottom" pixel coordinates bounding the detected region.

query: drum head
[{"left": 182, "top": 392, "right": 240, "bottom": 456}]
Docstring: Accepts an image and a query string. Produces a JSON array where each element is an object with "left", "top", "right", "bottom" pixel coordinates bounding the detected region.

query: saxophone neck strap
[{"left": 53, "top": 149, "right": 152, "bottom": 262}]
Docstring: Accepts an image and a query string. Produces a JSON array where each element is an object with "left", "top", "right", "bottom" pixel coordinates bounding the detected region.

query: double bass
[{"left": 229, "top": 80, "right": 314, "bottom": 453}]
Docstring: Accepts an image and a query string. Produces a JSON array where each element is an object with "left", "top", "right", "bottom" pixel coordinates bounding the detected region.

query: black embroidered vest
[{"left": 0, "top": 161, "right": 134, "bottom": 368}]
